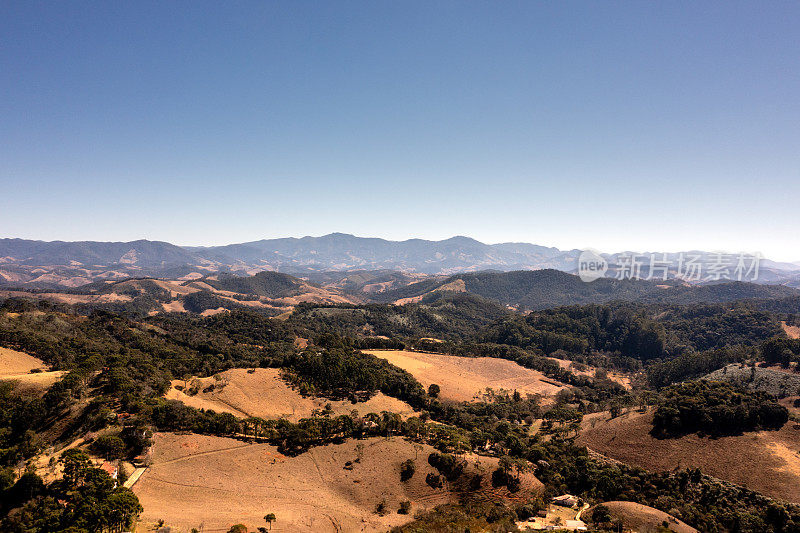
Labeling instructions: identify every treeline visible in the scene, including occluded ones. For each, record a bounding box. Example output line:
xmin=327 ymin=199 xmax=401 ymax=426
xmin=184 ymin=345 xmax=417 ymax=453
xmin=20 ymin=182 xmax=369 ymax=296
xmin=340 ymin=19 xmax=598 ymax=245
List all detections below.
xmin=484 ymin=302 xmax=782 ymax=361
xmin=150 ymin=399 xmax=425 ymax=456
xmin=647 ymin=337 xmax=800 ymax=391
xmin=651 ymin=381 xmax=789 ymax=437
xmin=477 ymin=301 xmax=787 ymax=391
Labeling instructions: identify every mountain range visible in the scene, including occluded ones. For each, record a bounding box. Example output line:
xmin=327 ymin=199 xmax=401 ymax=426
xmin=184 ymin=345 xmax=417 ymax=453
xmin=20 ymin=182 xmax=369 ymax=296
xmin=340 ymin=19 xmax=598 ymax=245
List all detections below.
xmin=1 ymin=233 xmax=798 ymax=289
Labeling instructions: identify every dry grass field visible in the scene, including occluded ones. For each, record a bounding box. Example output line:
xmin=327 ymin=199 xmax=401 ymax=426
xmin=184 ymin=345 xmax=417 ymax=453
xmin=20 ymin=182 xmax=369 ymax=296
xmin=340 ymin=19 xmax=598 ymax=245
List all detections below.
xmin=362 ymin=350 xmax=564 ymax=403
xmin=578 ymin=409 xmax=800 ymax=503
xmin=589 ymin=501 xmax=698 ymax=533
xmin=0 ymin=346 xmax=46 ymax=375
xmin=133 ymin=433 xmax=539 ymax=532
xmin=165 ymin=368 xmax=416 ymax=422
xmin=0 ymin=346 xmax=65 ymax=390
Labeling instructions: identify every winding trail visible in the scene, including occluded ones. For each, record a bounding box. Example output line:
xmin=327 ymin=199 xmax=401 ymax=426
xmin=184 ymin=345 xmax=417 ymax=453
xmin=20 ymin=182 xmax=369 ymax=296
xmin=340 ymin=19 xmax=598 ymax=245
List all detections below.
xmin=575 ymin=502 xmax=590 ymax=521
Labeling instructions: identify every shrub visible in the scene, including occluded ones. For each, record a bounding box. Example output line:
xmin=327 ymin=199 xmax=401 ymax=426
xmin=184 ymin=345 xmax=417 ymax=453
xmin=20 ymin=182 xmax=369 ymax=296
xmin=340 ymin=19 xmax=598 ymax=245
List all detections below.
xmin=376 ymin=498 xmax=388 ymax=516
xmin=425 ymin=472 xmax=444 ymax=488
xmin=400 ymin=459 xmax=415 ymax=482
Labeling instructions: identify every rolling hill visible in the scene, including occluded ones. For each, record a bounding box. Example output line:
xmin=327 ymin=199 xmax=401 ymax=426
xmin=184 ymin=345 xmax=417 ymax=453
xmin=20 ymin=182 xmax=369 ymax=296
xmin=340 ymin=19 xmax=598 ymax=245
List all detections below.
xmin=578 ymin=409 xmax=800 ymax=504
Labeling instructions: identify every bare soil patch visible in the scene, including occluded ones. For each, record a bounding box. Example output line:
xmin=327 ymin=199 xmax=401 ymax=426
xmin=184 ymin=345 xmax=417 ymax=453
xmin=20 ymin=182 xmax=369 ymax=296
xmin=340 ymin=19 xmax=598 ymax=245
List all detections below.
xmin=783 ymin=321 xmax=800 ymax=339
xmin=393 ymin=279 xmax=467 ymax=305
xmin=363 ymin=350 xmax=564 ymax=403
xmin=578 ymin=409 xmax=800 ymax=503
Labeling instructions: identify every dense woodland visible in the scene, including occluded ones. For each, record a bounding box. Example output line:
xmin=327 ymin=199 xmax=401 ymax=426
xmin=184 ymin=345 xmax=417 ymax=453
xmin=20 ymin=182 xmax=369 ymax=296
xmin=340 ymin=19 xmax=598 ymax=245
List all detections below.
xmin=651 ymin=381 xmax=789 ymax=437
xmin=205 ymin=271 xmax=305 ymax=298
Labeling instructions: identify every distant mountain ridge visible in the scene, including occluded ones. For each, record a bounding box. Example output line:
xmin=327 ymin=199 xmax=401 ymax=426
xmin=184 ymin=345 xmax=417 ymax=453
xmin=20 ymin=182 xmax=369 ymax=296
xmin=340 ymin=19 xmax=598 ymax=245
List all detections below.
xmin=189 ymin=233 xmax=577 ymax=274
xmin=0 ymin=238 xmax=196 ymax=268
xmin=1 ymin=233 xmax=799 ymax=289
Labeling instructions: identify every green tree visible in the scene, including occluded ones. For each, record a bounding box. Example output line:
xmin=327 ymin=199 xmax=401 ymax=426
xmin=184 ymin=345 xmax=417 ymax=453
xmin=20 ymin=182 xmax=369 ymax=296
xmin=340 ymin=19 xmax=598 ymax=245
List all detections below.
xmin=591 ymin=504 xmax=611 ymax=525
xmin=93 ymin=434 xmax=126 ymax=460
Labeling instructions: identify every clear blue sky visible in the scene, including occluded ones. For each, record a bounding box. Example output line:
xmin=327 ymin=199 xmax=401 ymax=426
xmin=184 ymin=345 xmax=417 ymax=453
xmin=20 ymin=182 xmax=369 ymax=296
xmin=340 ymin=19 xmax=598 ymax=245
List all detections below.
xmin=2 ymin=2 xmax=799 ymax=259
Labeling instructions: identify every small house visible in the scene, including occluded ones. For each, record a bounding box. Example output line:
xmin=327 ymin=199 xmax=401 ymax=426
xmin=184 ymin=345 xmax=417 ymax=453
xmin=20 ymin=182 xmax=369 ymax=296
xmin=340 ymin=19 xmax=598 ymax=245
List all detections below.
xmin=551 ymin=494 xmax=579 ymax=507
xmin=99 ymin=461 xmax=118 ymax=479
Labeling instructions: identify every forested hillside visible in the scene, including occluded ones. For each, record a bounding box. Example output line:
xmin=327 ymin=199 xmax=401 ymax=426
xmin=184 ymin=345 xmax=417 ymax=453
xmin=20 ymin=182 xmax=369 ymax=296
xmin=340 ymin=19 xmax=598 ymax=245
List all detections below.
xmin=205 ymin=271 xmax=306 ymax=298
xmin=373 ymin=269 xmax=799 ymax=310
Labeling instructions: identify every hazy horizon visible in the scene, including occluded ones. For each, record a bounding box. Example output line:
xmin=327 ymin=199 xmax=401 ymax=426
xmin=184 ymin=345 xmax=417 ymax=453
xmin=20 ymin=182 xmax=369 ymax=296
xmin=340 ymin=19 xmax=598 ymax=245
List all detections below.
xmin=2 ymin=231 xmax=798 ymax=264
xmin=2 ymin=2 xmax=799 ymax=260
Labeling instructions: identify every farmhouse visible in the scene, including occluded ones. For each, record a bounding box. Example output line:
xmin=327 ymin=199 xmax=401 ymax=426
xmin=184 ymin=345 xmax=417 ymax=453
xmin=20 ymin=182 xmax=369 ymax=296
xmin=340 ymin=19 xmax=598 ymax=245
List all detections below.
xmin=99 ymin=461 xmax=118 ymax=479
xmin=551 ymin=494 xmax=579 ymax=507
